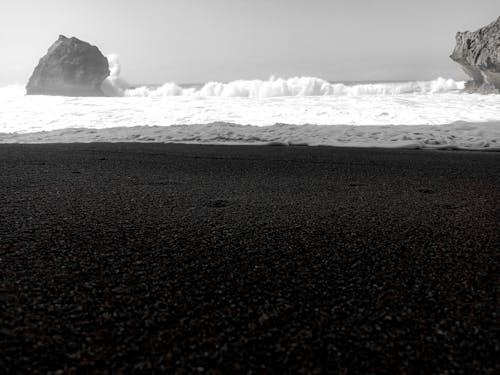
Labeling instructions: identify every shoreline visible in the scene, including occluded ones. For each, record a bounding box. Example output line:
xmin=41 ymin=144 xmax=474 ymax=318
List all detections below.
xmin=1 ymin=140 xmax=499 ymax=153
xmin=1 ymin=121 xmax=499 ymax=151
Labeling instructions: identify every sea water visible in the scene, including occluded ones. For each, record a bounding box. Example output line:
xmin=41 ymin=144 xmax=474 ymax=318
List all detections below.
xmin=1 ymin=55 xmax=500 ymax=149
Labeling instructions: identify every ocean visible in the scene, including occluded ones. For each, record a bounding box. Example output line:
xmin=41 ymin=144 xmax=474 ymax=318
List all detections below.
xmin=1 ymin=55 xmax=500 ymax=149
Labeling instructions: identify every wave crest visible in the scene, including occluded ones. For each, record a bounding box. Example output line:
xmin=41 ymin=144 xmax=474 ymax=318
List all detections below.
xmin=0 ymin=56 xmax=467 ymax=99
xmin=119 ymin=76 xmax=465 ymax=98
xmin=100 ymin=55 xmax=465 ymax=97
xmin=101 ymin=54 xmax=132 ymax=96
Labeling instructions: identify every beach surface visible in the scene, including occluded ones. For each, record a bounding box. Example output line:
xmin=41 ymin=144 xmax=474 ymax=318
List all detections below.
xmin=1 ymin=144 xmax=499 ymax=373
xmin=1 ymin=122 xmax=500 ymax=150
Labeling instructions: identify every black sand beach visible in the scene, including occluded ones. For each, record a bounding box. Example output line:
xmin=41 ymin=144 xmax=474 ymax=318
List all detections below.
xmin=1 ymin=144 xmax=499 ymax=374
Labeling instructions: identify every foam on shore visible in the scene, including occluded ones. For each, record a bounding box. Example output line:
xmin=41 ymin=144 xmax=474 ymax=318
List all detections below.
xmin=2 ymin=56 xmax=499 ymax=150
xmin=3 ymin=88 xmax=500 ymax=134
xmin=1 ymin=122 xmax=499 ymax=150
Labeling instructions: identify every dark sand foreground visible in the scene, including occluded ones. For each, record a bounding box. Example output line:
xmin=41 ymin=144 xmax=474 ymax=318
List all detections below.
xmin=1 ymin=144 xmax=499 ymax=374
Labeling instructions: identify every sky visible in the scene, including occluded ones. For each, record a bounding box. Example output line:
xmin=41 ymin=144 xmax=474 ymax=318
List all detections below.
xmin=1 ymin=0 xmax=499 ymax=85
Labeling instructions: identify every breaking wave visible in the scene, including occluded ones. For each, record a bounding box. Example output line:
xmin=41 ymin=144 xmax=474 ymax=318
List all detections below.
xmin=0 ymin=55 xmax=466 ymax=99
xmin=103 ymin=55 xmax=465 ymax=98
xmin=123 ymin=77 xmax=465 ymax=98
xmin=101 ymin=53 xmax=132 ymax=96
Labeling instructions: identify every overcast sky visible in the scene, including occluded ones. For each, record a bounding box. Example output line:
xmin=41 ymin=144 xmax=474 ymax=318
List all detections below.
xmin=1 ymin=0 xmax=499 ymax=85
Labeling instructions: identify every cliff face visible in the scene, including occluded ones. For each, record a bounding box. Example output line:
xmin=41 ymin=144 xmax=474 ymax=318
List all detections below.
xmin=26 ymin=35 xmax=110 ymax=96
xmin=450 ymin=17 xmax=500 ymax=92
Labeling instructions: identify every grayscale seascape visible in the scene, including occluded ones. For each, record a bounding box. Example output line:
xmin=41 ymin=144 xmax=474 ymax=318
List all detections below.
xmin=1 ymin=1 xmax=499 ymax=373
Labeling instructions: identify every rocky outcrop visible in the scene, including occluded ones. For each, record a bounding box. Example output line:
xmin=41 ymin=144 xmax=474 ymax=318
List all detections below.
xmin=450 ymin=17 xmax=500 ymax=92
xmin=26 ymin=35 xmax=110 ymax=96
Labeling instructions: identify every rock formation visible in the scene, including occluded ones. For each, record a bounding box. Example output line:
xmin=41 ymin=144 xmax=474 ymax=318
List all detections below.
xmin=26 ymin=35 xmax=110 ymax=96
xmin=450 ymin=17 xmax=500 ymax=92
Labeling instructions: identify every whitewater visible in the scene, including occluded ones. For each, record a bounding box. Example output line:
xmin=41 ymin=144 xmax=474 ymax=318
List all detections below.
xmin=1 ymin=56 xmax=500 ymax=149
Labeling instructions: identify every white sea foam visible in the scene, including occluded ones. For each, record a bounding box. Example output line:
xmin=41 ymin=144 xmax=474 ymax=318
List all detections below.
xmin=96 ymin=56 xmax=465 ymax=98
xmin=1 ymin=54 xmax=499 ymax=149
xmin=122 ymin=76 xmax=465 ymax=98
xmin=101 ymin=54 xmax=131 ymax=96
xmin=2 ymin=122 xmax=499 ymax=151
xmin=2 ymin=85 xmax=500 ymax=133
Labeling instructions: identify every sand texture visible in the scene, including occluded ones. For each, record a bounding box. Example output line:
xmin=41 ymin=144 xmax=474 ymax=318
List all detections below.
xmin=1 ymin=144 xmax=499 ymax=373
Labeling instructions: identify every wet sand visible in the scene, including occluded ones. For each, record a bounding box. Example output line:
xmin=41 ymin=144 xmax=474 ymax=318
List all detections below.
xmin=1 ymin=144 xmax=499 ymax=373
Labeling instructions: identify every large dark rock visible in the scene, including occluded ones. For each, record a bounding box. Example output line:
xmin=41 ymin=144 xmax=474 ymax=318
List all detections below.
xmin=26 ymin=35 xmax=110 ymax=96
xmin=450 ymin=17 xmax=500 ymax=92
